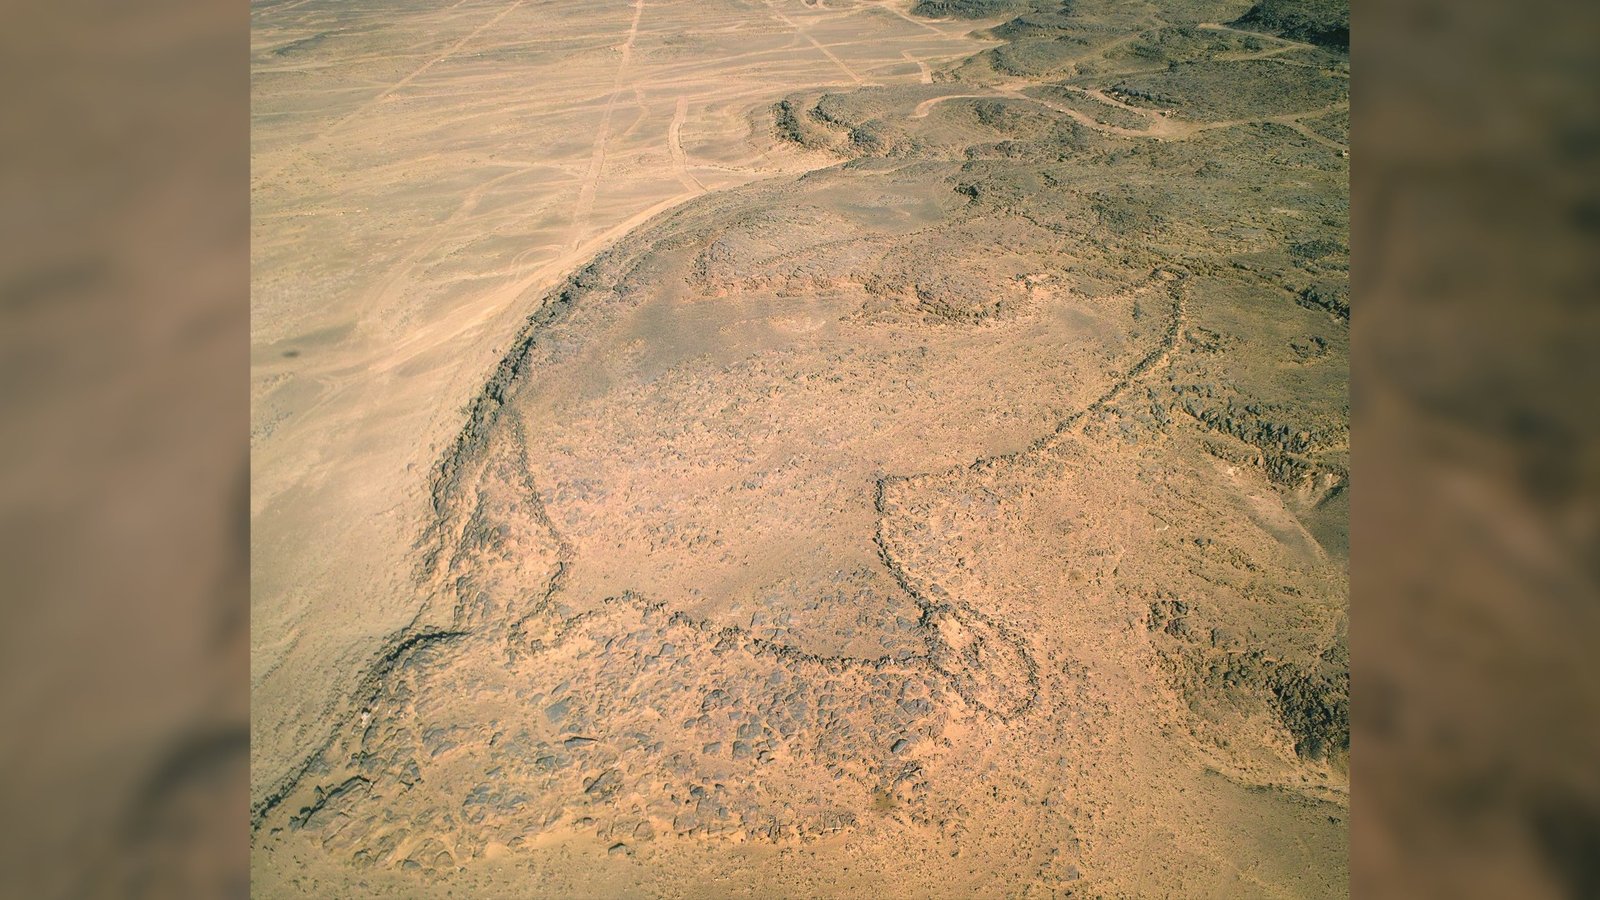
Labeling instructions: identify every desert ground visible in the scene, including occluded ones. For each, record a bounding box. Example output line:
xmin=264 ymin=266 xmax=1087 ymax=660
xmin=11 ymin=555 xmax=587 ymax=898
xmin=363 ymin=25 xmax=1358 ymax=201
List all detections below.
xmin=251 ymin=0 xmax=1348 ymax=895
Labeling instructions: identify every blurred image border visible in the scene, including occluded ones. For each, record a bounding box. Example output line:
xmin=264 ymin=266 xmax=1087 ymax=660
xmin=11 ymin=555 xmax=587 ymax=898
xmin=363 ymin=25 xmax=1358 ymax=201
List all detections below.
xmin=0 ymin=0 xmax=1594 ymax=896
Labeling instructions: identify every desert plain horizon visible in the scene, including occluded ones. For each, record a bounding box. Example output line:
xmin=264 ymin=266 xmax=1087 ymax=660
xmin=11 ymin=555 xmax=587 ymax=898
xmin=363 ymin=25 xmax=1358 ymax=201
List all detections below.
xmin=251 ymin=0 xmax=1349 ymax=895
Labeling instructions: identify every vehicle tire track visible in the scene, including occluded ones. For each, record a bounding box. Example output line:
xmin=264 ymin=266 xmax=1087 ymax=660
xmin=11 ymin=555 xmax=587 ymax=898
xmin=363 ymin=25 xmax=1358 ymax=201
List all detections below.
xmin=668 ymin=95 xmax=709 ymax=193
xmin=567 ymin=0 xmax=648 ymax=250
xmin=763 ymin=0 xmax=864 ymax=86
xmin=902 ymin=50 xmax=934 ymax=84
xmin=254 ymin=0 xmax=525 ymax=188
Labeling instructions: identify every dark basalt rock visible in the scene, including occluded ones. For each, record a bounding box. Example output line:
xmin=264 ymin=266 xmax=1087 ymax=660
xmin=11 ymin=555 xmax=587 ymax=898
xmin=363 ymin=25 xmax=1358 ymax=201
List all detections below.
xmin=1230 ymin=0 xmax=1349 ymax=51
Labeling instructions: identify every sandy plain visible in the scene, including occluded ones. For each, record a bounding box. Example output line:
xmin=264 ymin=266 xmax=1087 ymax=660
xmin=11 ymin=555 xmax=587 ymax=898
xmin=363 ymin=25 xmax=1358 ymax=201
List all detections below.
xmin=251 ymin=0 xmax=1349 ymax=895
